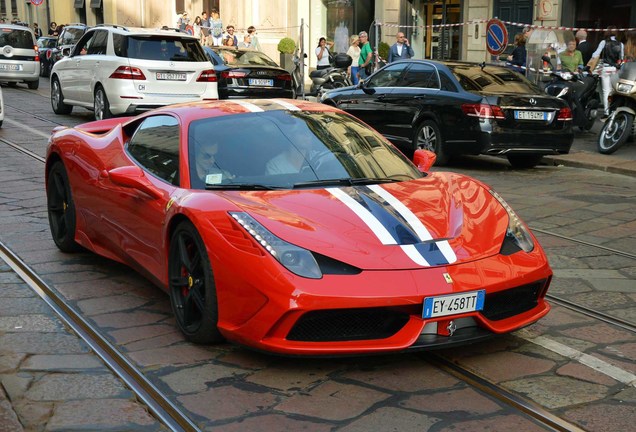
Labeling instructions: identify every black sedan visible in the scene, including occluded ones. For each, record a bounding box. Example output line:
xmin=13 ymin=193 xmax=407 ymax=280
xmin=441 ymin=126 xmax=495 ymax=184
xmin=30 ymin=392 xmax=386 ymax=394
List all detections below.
xmin=203 ymin=46 xmax=294 ymax=99
xmin=321 ymin=60 xmax=574 ymax=168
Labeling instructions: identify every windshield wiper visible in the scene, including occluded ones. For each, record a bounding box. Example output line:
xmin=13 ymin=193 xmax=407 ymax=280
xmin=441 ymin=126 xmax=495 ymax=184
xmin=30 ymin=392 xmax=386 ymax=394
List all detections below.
xmin=205 ymin=183 xmax=281 ymax=190
xmin=292 ymin=178 xmax=401 ymax=189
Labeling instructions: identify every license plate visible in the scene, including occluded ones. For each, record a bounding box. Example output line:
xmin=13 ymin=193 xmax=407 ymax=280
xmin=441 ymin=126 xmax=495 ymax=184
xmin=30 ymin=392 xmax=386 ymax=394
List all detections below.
xmin=515 ymin=110 xmax=547 ymax=120
xmin=248 ymin=78 xmax=273 ymax=86
xmin=0 ymin=64 xmax=22 ymax=71
xmin=156 ymin=72 xmax=187 ymax=81
xmin=423 ymin=290 xmax=485 ymax=319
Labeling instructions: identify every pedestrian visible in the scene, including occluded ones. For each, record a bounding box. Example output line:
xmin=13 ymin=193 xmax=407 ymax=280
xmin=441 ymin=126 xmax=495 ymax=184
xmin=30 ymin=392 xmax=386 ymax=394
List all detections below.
xmin=33 ymin=23 xmax=42 ymax=38
xmin=387 ymin=32 xmax=414 ymax=63
xmin=246 ymin=26 xmax=261 ymax=51
xmin=225 ymin=25 xmax=238 ymax=47
xmin=200 ymin=10 xmax=210 ymax=44
xmin=192 ymin=16 xmax=202 ymax=40
xmin=358 ymin=31 xmax=373 ymax=80
xmin=507 ymin=33 xmax=527 ymax=71
xmin=588 ymin=26 xmax=625 ymax=118
xmin=346 ymin=35 xmax=361 ymax=85
xmin=177 ymin=11 xmax=189 ymax=31
xmin=48 ymin=22 xmax=57 ymax=36
xmin=209 ymin=9 xmax=223 ymax=47
xmin=624 ymin=30 xmax=636 ymax=63
xmin=315 ymin=37 xmax=334 ymax=70
xmin=575 ymin=30 xmax=593 ymax=67
xmin=558 ymin=39 xmax=583 ymax=73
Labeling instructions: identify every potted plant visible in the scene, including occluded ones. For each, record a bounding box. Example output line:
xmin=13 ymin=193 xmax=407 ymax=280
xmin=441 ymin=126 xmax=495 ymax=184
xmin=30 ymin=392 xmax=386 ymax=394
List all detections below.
xmin=277 ymin=37 xmax=296 ymax=72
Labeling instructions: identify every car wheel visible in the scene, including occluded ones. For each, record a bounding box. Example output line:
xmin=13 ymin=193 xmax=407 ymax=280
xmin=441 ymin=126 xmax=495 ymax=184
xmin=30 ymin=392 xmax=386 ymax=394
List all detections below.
xmin=94 ymin=86 xmax=113 ymax=121
xmin=598 ymin=112 xmax=633 ymax=155
xmin=47 ymin=161 xmax=81 ymax=252
xmin=27 ymin=80 xmax=39 ymax=90
xmin=168 ymin=221 xmax=224 ymax=344
xmin=506 ymin=154 xmax=543 ymax=169
xmin=51 ymin=77 xmax=73 ymax=115
xmin=413 ymin=120 xmax=449 ymax=165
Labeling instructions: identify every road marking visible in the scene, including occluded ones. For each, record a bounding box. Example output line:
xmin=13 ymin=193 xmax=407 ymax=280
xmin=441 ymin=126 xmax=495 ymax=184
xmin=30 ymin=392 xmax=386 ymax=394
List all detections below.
xmin=4 ymin=117 xmax=52 ymax=139
xmin=518 ymin=329 xmax=636 ymax=386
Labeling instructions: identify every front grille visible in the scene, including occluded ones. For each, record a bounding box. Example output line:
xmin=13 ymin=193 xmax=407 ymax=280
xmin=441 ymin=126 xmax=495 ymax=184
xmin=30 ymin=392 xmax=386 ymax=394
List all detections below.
xmin=481 ymin=280 xmax=545 ymax=321
xmin=287 ymin=308 xmax=410 ymax=342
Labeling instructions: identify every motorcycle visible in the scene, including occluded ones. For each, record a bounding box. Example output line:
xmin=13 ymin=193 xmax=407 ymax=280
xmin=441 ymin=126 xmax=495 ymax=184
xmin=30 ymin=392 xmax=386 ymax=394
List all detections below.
xmin=542 ymin=56 xmax=601 ymax=131
xmin=309 ymin=53 xmax=353 ymax=97
xmin=598 ymin=62 xmax=636 ymax=154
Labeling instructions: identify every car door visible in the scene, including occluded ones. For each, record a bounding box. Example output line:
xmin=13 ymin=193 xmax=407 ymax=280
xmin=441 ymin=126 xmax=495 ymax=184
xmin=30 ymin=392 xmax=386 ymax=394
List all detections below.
xmin=335 ymin=62 xmax=408 ymax=135
xmin=76 ymin=29 xmax=109 ymax=105
xmin=98 ymin=115 xmax=180 ymax=280
xmin=382 ymin=62 xmax=443 ymax=147
xmin=57 ymin=31 xmax=96 ymax=104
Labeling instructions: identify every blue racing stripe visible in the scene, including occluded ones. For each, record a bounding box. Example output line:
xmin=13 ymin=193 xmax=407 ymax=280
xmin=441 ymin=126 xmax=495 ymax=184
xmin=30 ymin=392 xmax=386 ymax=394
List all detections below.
xmin=413 ymin=242 xmax=449 ymax=266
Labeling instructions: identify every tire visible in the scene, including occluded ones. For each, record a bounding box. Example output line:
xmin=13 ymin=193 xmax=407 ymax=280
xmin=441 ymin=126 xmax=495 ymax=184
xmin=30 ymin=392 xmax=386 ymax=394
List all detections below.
xmin=93 ymin=86 xmax=112 ymax=121
xmin=581 ymin=99 xmax=599 ymax=131
xmin=506 ymin=154 xmax=544 ymax=169
xmin=27 ymin=80 xmax=39 ymax=90
xmin=412 ymin=119 xmax=449 ymax=165
xmin=598 ymin=111 xmax=633 ymax=154
xmin=51 ymin=77 xmax=73 ymax=115
xmin=47 ymin=161 xmax=81 ymax=252
xmin=168 ymin=221 xmax=224 ymax=344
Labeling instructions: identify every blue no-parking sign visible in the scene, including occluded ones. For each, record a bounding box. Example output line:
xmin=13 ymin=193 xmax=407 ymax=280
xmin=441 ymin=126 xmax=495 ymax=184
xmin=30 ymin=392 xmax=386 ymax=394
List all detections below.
xmin=486 ymin=18 xmax=508 ymax=56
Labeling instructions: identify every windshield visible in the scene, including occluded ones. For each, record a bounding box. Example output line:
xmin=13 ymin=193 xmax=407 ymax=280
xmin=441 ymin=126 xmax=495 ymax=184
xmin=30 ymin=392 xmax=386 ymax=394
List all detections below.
xmin=58 ymin=27 xmax=85 ymax=46
xmin=215 ymin=49 xmax=278 ymax=67
xmin=38 ymin=38 xmax=56 ymax=49
xmin=120 ymin=36 xmax=208 ymax=62
xmin=0 ymin=28 xmax=33 ymax=48
xmin=447 ymin=64 xmax=541 ymax=95
xmin=188 ymin=110 xmax=422 ymax=190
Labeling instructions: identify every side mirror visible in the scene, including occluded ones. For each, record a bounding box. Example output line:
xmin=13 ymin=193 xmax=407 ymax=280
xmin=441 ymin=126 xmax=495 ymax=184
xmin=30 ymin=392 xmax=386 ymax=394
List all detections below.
xmin=62 ymin=47 xmax=71 ymax=57
xmin=412 ymin=149 xmax=437 ymax=172
xmin=108 ymin=166 xmax=163 ymax=199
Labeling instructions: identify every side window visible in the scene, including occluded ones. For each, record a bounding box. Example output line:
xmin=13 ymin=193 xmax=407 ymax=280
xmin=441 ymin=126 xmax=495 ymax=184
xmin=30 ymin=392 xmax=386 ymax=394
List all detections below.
xmin=113 ymin=33 xmax=127 ymax=57
xmin=87 ymin=30 xmax=108 ymax=55
xmin=72 ymin=31 xmax=94 ymax=56
xmin=367 ymin=63 xmax=409 ymax=88
xmin=127 ymin=116 xmax=181 ymax=186
xmin=440 ymin=71 xmax=458 ymax=92
xmin=401 ymin=63 xmax=440 ymax=89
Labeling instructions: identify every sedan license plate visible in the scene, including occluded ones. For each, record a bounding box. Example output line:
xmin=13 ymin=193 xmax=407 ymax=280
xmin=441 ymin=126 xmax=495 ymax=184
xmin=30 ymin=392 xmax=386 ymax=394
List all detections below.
xmin=0 ymin=64 xmax=22 ymax=71
xmin=248 ymin=78 xmax=273 ymax=87
xmin=156 ymin=72 xmax=187 ymax=81
xmin=515 ymin=110 xmax=547 ymax=120
xmin=423 ymin=290 xmax=485 ymax=319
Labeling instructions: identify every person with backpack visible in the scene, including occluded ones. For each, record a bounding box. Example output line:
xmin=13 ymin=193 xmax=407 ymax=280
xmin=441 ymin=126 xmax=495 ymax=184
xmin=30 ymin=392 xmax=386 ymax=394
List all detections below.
xmin=588 ymin=26 xmax=625 ymax=119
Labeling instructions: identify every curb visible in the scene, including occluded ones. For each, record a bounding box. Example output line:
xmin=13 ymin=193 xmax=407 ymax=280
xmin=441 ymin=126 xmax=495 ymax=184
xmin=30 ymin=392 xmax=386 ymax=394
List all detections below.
xmin=543 ymin=151 xmax=636 ymax=178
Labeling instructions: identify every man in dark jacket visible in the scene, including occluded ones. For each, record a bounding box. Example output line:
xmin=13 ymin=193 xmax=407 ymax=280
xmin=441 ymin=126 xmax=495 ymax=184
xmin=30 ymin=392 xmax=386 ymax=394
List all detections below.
xmin=575 ymin=30 xmax=593 ymax=66
xmin=388 ymin=32 xmax=414 ymax=63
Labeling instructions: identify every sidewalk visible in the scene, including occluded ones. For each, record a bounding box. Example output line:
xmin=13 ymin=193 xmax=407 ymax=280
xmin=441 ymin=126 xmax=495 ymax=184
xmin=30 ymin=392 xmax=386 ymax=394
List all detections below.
xmin=543 ymin=119 xmax=636 ymax=177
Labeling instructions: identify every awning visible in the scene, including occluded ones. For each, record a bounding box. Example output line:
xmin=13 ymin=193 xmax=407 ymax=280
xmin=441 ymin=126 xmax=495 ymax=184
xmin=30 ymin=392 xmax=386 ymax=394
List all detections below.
xmin=90 ymin=0 xmax=102 ymax=8
xmin=74 ymin=0 xmax=85 ymax=8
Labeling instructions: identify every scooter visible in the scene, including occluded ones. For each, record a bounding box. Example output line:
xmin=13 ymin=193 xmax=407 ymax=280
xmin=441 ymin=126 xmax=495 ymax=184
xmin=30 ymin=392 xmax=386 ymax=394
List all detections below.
xmin=309 ymin=53 xmax=353 ymax=97
xmin=542 ymin=56 xmax=601 ymax=131
xmin=598 ymin=62 xmax=636 ymax=154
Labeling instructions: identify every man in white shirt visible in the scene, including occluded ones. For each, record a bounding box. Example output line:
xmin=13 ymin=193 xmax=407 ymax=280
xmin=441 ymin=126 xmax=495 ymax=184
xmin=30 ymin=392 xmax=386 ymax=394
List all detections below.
xmin=388 ymin=32 xmax=414 ymax=63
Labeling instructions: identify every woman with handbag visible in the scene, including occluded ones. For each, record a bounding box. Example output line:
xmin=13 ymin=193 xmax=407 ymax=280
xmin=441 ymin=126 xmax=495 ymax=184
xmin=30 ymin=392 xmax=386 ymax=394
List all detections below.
xmin=316 ymin=37 xmax=334 ymax=70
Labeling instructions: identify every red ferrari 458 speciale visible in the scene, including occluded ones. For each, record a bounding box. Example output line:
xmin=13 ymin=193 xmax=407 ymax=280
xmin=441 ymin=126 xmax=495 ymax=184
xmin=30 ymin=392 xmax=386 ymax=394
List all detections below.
xmin=46 ymin=99 xmax=552 ymax=355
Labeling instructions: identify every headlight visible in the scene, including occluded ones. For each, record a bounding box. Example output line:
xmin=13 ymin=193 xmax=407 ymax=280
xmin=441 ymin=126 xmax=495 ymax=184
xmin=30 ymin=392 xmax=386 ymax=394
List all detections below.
xmin=617 ymin=83 xmax=634 ymax=93
xmin=489 ymin=190 xmax=534 ymax=254
xmin=230 ymin=212 xmax=322 ymax=279
xmin=557 ymin=71 xmax=572 ymax=81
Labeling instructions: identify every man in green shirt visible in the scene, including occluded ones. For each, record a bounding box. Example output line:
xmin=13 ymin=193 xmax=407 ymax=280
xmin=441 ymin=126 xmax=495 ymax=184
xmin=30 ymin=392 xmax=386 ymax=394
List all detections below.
xmin=358 ymin=31 xmax=373 ymax=80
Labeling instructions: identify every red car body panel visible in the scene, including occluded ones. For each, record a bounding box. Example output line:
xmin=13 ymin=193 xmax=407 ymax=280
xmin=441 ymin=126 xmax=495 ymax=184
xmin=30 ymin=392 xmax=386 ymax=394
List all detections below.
xmin=46 ymin=99 xmax=552 ymax=355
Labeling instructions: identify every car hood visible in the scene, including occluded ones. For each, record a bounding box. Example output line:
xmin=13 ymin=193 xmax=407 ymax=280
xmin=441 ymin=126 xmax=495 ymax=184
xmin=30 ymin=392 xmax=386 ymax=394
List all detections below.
xmin=218 ymin=172 xmax=510 ymax=270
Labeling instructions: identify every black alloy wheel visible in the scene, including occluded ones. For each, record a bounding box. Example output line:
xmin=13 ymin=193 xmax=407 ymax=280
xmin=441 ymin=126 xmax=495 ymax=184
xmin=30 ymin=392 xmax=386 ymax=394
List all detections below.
xmin=413 ymin=119 xmax=449 ymax=165
xmin=47 ymin=162 xmax=81 ymax=252
xmin=51 ymin=77 xmax=73 ymax=114
xmin=598 ymin=111 xmax=633 ymax=154
xmin=168 ymin=221 xmax=223 ymax=344
xmin=506 ymin=154 xmax=544 ymax=169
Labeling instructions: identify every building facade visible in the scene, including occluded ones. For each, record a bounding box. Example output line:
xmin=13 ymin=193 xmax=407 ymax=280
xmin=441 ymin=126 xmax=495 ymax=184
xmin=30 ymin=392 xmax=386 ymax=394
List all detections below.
xmin=4 ymin=0 xmax=635 ymax=68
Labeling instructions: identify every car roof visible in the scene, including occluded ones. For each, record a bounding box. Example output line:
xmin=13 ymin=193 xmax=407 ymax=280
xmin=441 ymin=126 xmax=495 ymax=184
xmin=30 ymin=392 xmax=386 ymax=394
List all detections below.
xmin=0 ymin=24 xmax=35 ymax=33
xmin=90 ymin=24 xmax=197 ymax=39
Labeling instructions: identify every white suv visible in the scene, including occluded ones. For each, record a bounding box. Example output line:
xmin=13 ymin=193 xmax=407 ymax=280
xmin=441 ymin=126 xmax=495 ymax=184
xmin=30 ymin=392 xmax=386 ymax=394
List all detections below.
xmin=50 ymin=25 xmax=218 ymax=120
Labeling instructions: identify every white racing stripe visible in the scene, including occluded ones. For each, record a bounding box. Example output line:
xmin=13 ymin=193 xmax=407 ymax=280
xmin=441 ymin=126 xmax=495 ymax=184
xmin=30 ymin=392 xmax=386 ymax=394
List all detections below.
xmin=368 ymin=184 xmax=457 ymax=264
xmin=401 ymin=245 xmax=430 ymax=266
xmin=518 ymin=329 xmax=636 ymax=386
xmin=327 ymin=187 xmax=396 ymax=245
xmin=230 ymin=100 xmax=264 ymax=112
xmin=270 ymin=99 xmax=301 ymax=111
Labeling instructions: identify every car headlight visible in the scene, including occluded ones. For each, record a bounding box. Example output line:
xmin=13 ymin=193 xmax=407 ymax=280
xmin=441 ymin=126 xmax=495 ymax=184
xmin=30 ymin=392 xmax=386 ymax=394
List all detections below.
xmin=617 ymin=83 xmax=634 ymax=93
xmin=489 ymin=190 xmax=534 ymax=254
xmin=230 ymin=212 xmax=322 ymax=279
